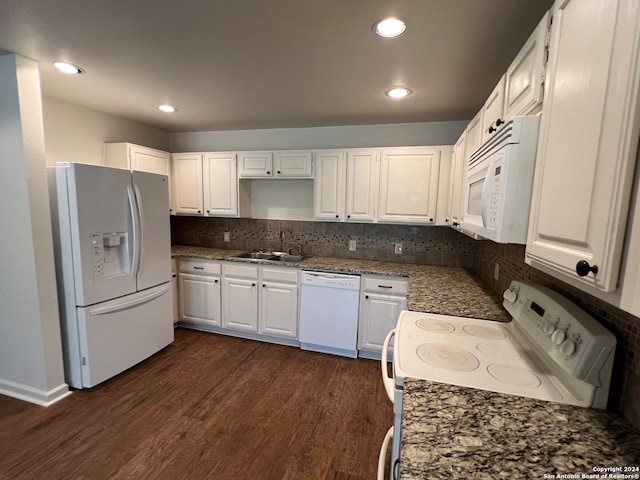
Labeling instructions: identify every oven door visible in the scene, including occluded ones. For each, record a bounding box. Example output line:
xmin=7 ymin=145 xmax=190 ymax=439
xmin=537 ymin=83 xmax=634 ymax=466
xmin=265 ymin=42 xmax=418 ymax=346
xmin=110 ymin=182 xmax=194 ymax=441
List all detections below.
xmin=462 ymin=150 xmax=505 ymax=241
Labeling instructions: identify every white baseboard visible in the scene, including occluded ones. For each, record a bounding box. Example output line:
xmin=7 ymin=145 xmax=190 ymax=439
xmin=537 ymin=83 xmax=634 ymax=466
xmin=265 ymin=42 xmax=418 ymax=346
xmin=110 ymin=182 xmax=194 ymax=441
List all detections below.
xmin=0 ymin=378 xmax=72 ymax=406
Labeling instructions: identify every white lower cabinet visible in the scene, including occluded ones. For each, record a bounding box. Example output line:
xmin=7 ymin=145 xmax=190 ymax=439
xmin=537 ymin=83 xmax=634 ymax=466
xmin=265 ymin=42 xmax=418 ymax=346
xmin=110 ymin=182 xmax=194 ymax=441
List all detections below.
xmin=222 ymin=264 xmax=259 ymax=333
xmin=259 ymin=267 xmax=299 ymax=339
xmin=171 ymin=259 xmax=179 ymax=323
xmin=358 ymin=275 xmax=408 ymax=359
xmin=178 ymin=259 xmax=222 ymax=327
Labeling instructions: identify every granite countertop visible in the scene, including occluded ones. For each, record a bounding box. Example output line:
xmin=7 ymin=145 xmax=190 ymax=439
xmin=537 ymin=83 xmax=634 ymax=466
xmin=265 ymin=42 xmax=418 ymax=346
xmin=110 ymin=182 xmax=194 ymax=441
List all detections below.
xmin=171 ymin=245 xmax=511 ymax=322
xmin=401 ymin=379 xmax=640 ymax=479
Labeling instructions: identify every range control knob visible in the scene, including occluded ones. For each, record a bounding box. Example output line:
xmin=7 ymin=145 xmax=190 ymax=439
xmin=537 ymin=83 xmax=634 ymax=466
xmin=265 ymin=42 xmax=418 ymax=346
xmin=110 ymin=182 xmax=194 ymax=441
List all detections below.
xmin=543 ymin=321 xmax=555 ymax=335
xmin=502 ymin=288 xmax=517 ymax=303
xmin=551 ymin=329 xmax=566 ymax=346
xmin=560 ymin=339 xmax=577 ymax=357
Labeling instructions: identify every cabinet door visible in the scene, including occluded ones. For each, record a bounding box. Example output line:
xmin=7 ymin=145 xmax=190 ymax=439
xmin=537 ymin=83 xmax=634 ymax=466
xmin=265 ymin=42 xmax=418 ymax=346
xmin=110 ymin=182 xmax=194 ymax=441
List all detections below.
xmin=481 ymin=75 xmax=506 ymax=144
xmin=448 ymin=133 xmax=466 ymax=227
xmin=358 ymin=293 xmax=407 ymax=353
xmin=345 ymin=150 xmax=379 ymax=222
xmin=179 ymin=273 xmax=221 ymax=326
xmin=222 ymin=277 xmax=258 ymax=332
xmin=526 ymin=0 xmax=640 ymax=293
xmin=274 ymin=151 xmax=313 ymax=178
xmin=504 ymin=11 xmax=550 ymax=119
xmin=171 ymin=153 xmax=203 ymax=215
xmin=259 ymin=281 xmax=298 ymax=338
xmin=378 ymin=148 xmax=440 ymax=224
xmin=130 ymin=145 xmax=170 ymax=176
xmin=203 ymin=153 xmax=238 ymax=217
xmin=239 ymin=151 xmax=273 ymax=177
xmin=313 ymin=150 xmax=345 ymax=221
xmin=171 ymin=263 xmax=179 ymax=323
xmin=465 ymin=109 xmax=484 ymax=160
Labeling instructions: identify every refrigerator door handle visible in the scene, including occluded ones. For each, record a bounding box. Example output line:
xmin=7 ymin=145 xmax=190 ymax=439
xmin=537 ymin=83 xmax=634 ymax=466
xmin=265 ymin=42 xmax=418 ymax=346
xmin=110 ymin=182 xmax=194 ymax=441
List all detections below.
xmin=127 ymin=184 xmax=141 ymax=278
xmin=88 ymin=283 xmax=170 ymax=316
xmin=133 ymin=183 xmax=145 ymax=276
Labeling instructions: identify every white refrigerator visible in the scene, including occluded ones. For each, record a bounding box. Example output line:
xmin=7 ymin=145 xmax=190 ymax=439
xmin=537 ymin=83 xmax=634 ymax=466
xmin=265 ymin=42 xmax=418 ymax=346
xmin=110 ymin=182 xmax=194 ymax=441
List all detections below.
xmin=49 ymin=162 xmax=174 ymax=389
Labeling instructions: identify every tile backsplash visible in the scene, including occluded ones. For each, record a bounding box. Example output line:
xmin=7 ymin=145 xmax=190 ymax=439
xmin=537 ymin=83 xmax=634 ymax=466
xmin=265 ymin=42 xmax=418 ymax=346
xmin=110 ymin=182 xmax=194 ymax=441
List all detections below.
xmin=474 ymin=241 xmax=640 ymax=428
xmin=171 ymin=216 xmax=477 ymax=267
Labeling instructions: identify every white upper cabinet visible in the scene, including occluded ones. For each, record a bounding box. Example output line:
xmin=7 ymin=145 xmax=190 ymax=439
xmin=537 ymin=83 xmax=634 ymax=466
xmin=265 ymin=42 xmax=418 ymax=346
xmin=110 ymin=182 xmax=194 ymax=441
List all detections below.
xmin=203 ymin=153 xmax=239 ymax=217
xmin=526 ymin=0 xmax=640 ymax=293
xmin=504 ymin=11 xmax=550 ymax=119
xmin=481 ymin=75 xmax=506 ymax=144
xmin=448 ymin=132 xmax=466 ymax=228
xmin=313 ymin=150 xmax=346 ymax=221
xmin=274 ymin=151 xmax=313 ymax=178
xmin=345 ymin=150 xmax=379 ymax=222
xmin=378 ymin=147 xmax=442 ymax=224
xmin=465 ymin=109 xmax=484 ymax=160
xmin=103 ymin=143 xmax=170 ymax=175
xmin=171 ymin=153 xmax=203 ymax=215
xmin=239 ymin=151 xmax=274 ymax=178
xmin=239 ymin=151 xmax=313 ymax=178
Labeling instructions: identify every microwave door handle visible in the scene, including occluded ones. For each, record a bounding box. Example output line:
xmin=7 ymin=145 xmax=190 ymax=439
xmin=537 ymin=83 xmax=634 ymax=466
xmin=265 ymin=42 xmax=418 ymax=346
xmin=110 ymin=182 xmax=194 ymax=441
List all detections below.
xmin=481 ymin=161 xmax=496 ymax=227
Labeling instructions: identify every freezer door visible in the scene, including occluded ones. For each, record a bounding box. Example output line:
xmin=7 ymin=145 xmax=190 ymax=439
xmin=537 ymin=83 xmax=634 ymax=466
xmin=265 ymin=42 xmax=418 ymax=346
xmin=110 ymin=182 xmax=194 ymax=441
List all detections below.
xmin=74 ymin=283 xmax=174 ymax=388
xmin=132 ymin=170 xmax=171 ymax=291
xmin=66 ymin=163 xmax=137 ymax=306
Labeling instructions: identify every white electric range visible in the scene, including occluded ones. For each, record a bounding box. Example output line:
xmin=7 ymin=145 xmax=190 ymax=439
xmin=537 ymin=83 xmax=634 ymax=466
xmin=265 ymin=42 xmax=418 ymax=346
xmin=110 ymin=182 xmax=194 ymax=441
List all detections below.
xmin=377 ymin=280 xmax=617 ymax=480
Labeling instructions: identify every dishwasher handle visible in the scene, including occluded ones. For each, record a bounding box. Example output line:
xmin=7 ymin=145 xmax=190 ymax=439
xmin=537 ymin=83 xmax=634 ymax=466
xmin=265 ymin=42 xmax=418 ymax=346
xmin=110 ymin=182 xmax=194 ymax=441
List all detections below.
xmin=381 ymin=329 xmax=396 ymax=403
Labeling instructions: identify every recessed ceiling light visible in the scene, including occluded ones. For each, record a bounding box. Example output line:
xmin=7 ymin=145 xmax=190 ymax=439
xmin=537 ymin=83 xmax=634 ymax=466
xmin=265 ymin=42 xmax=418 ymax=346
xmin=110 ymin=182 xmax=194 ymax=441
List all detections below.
xmin=373 ymin=17 xmax=407 ymax=38
xmin=54 ymin=62 xmax=82 ymax=74
xmin=386 ymin=87 xmax=412 ymax=99
xmin=158 ymin=105 xmax=177 ymax=113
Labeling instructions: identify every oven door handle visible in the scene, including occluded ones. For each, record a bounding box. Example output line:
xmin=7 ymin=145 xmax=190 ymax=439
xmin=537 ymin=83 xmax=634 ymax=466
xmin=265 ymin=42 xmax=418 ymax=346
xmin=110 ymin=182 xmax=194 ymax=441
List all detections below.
xmin=377 ymin=426 xmax=394 ymax=480
xmin=381 ymin=329 xmax=396 ymax=403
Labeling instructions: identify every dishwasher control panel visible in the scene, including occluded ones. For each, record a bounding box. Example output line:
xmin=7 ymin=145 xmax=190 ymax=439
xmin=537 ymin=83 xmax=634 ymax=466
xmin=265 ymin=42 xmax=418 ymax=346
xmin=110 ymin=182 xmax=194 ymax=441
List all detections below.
xmin=301 ymin=271 xmax=361 ymax=290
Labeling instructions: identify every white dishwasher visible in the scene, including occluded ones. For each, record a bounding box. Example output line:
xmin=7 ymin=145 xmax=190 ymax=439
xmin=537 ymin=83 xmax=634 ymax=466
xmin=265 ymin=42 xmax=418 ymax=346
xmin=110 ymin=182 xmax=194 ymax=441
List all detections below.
xmin=299 ymin=271 xmax=361 ymax=358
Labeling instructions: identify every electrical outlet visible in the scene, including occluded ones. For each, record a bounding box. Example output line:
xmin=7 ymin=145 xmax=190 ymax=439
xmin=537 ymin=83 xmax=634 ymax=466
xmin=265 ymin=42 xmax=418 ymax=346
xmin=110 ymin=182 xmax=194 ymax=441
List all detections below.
xmin=349 ymin=240 xmax=357 ymax=251
xmin=224 ymin=231 xmax=230 ymax=243
xmin=395 ymin=243 xmax=403 ymax=255
xmin=494 ymin=262 xmax=500 ymax=280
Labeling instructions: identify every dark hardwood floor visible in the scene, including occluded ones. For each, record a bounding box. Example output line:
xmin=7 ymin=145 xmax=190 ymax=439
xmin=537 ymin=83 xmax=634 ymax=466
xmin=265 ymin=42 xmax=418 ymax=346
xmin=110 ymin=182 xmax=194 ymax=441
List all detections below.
xmin=0 ymin=329 xmax=393 ymax=480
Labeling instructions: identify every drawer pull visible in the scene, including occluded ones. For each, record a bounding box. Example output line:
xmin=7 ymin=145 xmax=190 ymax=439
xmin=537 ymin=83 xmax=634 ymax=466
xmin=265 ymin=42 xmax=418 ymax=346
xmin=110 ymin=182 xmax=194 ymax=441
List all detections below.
xmin=378 ymin=285 xmax=393 ymax=289
xmin=193 ymin=266 xmax=204 ymax=270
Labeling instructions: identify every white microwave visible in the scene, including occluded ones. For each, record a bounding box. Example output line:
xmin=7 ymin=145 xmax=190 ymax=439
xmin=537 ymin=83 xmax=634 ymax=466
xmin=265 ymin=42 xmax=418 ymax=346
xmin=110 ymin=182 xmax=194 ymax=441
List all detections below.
xmin=461 ymin=115 xmax=541 ymax=244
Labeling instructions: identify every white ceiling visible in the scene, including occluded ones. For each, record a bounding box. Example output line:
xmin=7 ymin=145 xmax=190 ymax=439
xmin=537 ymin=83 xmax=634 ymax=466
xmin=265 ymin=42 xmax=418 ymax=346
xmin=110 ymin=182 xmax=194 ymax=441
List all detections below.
xmin=0 ymin=0 xmax=553 ymax=133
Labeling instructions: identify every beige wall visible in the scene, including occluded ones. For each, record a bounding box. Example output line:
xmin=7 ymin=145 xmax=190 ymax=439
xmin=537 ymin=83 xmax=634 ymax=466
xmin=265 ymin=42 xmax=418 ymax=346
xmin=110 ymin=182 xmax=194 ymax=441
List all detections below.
xmin=42 ymin=96 xmax=170 ymax=166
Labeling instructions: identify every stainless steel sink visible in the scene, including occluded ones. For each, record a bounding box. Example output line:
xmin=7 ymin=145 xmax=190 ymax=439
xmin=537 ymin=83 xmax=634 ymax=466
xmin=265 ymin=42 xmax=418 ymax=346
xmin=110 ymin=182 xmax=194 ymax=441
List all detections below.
xmin=234 ymin=251 xmax=309 ymax=263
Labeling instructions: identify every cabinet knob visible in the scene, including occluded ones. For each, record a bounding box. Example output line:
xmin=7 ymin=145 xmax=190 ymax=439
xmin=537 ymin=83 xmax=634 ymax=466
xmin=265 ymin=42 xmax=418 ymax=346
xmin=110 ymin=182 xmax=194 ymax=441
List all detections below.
xmin=347 ymin=214 xmax=351 ymax=219
xmin=197 ymin=210 xmax=201 ymax=213
xmin=277 ymin=170 xmax=281 ymax=174
xmin=576 ymin=260 xmax=598 ymax=277
xmin=206 ymin=210 xmax=210 ymax=213
xmin=335 ymin=214 xmax=339 ymax=218
xmin=452 ymin=221 xmax=459 ymax=227
xmin=266 ymin=171 xmax=271 ymax=175
xmin=169 ymin=208 xmax=172 ymax=212
xmin=429 ymin=217 xmax=434 ymax=222
xmin=496 ymin=118 xmax=505 ymax=127
xmin=488 ymin=126 xmax=496 ymax=134
xmin=252 ymin=283 xmax=256 ymax=287
xmin=262 ymin=284 xmax=266 ymax=287
xmin=365 ymin=295 xmax=369 ymax=299
xmin=214 ymin=279 xmax=218 ymax=283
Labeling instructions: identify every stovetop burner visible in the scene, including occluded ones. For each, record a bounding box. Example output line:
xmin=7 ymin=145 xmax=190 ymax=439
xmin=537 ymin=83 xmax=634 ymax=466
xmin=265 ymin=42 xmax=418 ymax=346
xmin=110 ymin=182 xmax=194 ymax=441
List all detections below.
xmin=416 ymin=318 xmax=455 ymax=333
xmin=416 ymin=343 xmax=480 ymax=372
xmin=487 ymin=363 xmax=542 ymax=388
xmin=475 ymin=342 xmax=522 ymax=362
xmin=462 ymin=324 xmax=507 ymax=340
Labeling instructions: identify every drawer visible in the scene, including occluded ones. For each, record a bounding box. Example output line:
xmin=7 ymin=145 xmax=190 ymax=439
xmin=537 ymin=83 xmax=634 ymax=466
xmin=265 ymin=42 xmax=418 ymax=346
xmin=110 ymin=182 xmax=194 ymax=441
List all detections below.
xmin=223 ymin=263 xmax=259 ymax=279
xmin=261 ymin=267 xmax=299 ymax=284
xmin=178 ymin=258 xmax=221 ymax=275
xmin=361 ymin=275 xmax=408 ymax=294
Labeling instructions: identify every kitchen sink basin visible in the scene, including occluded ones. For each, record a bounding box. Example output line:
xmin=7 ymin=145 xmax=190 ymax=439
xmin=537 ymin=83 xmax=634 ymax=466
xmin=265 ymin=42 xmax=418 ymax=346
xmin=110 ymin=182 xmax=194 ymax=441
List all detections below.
xmin=234 ymin=251 xmax=309 ymax=263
